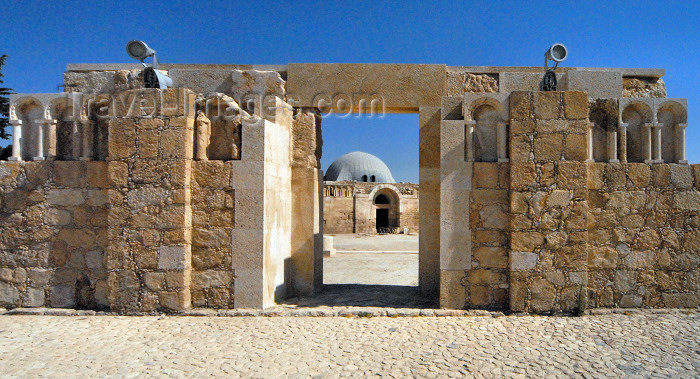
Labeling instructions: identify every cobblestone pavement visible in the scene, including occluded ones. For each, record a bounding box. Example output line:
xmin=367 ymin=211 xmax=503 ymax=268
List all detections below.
xmin=0 ymin=311 xmax=698 ymax=378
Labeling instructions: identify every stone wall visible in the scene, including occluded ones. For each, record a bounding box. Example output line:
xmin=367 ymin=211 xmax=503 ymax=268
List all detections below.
xmin=323 ymin=191 xmax=355 ymax=234
xmin=437 ymin=90 xmax=697 ymax=313
xmin=191 ymin=161 xmax=235 ymax=308
xmin=508 ymin=91 xmax=591 ymax=314
xmin=468 ymin=162 xmax=510 ymax=309
xmin=1 ymin=88 xmax=297 ymax=311
xmin=586 ymin=163 xmax=700 ymax=308
xmin=323 ymin=182 xmax=419 ymax=235
xmin=0 ymin=161 xmax=110 ymax=309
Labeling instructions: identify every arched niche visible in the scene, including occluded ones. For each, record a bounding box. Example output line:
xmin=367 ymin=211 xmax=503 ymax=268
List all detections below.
xmin=370 ymin=186 xmax=401 ymax=233
xmin=48 ymin=97 xmax=77 ymax=160
xmin=472 ymin=104 xmax=499 ymax=162
xmin=202 ymin=95 xmax=243 ymax=161
xmin=15 ymin=97 xmax=44 ymax=161
xmin=589 ymin=100 xmax=618 ymax=162
xmin=656 ymin=101 xmax=687 ymax=163
xmin=85 ymin=95 xmax=111 ymax=161
xmin=621 ymin=102 xmax=653 ymax=163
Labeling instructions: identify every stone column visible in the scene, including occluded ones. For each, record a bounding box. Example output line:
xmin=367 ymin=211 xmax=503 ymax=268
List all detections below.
xmin=586 ymin=122 xmax=594 ymax=162
xmin=33 ymin=121 xmax=45 ymax=161
xmin=497 ymin=121 xmax=509 ymax=162
xmin=72 ymin=121 xmax=82 ymax=160
xmin=653 ymin=123 xmax=662 ymax=162
xmin=643 ymin=123 xmax=653 ymax=163
xmin=45 ymin=120 xmax=57 ymax=159
xmin=194 ymin=111 xmax=211 ymax=161
xmin=618 ymin=122 xmax=628 ymax=163
xmin=607 ymin=130 xmax=619 ymax=163
xmin=80 ymin=120 xmax=93 ymax=161
xmin=677 ymin=123 xmax=688 ymax=164
xmin=8 ymin=120 xmax=22 ymax=161
xmin=466 ymin=120 xmax=475 ymax=161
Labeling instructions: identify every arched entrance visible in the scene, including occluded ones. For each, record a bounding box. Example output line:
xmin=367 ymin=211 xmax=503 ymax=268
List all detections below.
xmin=372 ymin=188 xmax=399 ymax=234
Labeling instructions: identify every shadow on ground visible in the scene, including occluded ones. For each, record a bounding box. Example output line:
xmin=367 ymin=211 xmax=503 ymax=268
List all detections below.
xmin=283 ymin=284 xmax=438 ymax=309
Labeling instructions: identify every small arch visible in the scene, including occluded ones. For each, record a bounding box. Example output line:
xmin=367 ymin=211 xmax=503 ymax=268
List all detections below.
xmin=467 ymin=97 xmax=504 ymax=121
xmin=85 ymin=98 xmax=110 ymax=161
xmin=14 ymin=97 xmax=44 ymax=161
xmin=371 ymin=187 xmax=401 ymax=233
xmin=370 ymin=175 xmax=376 ymax=182
xmin=657 ymin=101 xmax=687 ymax=163
xmin=374 ymin=194 xmax=390 ymax=204
xmin=589 ymin=100 xmax=618 ymax=162
xmin=622 ymin=101 xmax=653 ymax=163
xmin=48 ymin=97 xmax=77 ymax=160
xmin=203 ymin=95 xmax=243 ymax=161
xmin=472 ymin=104 xmax=499 ymax=162
xmin=362 ymin=175 xmax=368 ymax=182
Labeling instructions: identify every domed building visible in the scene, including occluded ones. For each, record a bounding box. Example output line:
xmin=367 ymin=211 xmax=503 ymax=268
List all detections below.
xmin=324 ymin=151 xmax=396 ymax=183
xmin=323 ymin=151 xmax=419 ymax=234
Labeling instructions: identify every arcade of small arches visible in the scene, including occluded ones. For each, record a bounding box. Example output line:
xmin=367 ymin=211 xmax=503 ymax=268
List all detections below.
xmin=6 ymin=93 xmax=244 ymax=163
xmin=458 ymin=94 xmax=688 ymax=165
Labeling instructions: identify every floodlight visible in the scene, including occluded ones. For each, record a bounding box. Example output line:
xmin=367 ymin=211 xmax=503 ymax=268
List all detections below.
xmin=542 ymin=43 xmax=568 ymax=91
xmin=126 ymin=40 xmax=172 ymax=88
xmin=126 ymin=40 xmax=159 ymax=68
xmin=544 ymin=43 xmax=568 ymax=70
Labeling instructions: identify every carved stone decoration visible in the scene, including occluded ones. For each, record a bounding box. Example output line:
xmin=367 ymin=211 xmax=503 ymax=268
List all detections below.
xmin=195 ymin=110 xmax=211 ymax=161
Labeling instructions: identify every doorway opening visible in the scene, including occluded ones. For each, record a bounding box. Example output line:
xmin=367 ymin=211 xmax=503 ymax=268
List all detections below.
xmin=310 ymin=113 xmax=432 ymax=308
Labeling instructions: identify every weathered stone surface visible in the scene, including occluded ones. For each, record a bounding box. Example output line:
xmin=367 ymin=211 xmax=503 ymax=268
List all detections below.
xmin=627 ymin=164 xmax=651 ymax=188
xmin=463 ymin=73 xmax=498 ymax=93
xmin=529 ymin=278 xmax=556 ymax=313
xmin=287 ymin=64 xmax=446 ymax=110
xmin=50 ymin=285 xmax=75 ymax=308
xmin=670 ymin=164 xmax=693 ymax=190
xmin=47 ymin=189 xmax=84 ymax=207
xmin=533 ymin=92 xmax=561 ymax=120
xmin=510 ymin=252 xmax=537 ymax=271
xmin=472 ymin=247 xmax=507 ymax=269
xmin=623 ymin=77 xmax=666 ymax=98
xmin=158 ymin=246 xmax=189 ymax=270
xmin=563 ymin=91 xmax=588 ymax=120
xmin=292 ymin=110 xmax=321 ymax=168
xmin=534 ymin=134 xmax=563 ymax=161
xmin=231 ymin=69 xmax=285 ymax=101
xmin=23 ymin=288 xmax=45 ymax=307
xmin=566 ymin=70 xmax=622 ymax=99
xmin=674 ymin=191 xmax=700 ymax=210
xmin=0 ymin=282 xmax=20 ymax=306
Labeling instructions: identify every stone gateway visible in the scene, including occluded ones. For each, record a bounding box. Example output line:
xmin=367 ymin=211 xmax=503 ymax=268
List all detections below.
xmin=1 ymin=62 xmax=696 ymax=313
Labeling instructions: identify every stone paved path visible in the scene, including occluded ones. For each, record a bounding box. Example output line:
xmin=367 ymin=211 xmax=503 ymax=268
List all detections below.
xmin=0 ymin=310 xmax=698 ymax=378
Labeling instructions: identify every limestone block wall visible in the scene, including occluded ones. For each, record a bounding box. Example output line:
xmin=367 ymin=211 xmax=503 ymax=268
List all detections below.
xmin=323 ymin=195 xmax=355 ymax=234
xmin=104 ymin=89 xmax=196 ymax=313
xmin=290 ymin=108 xmax=324 ymax=297
xmin=468 ymin=162 xmax=510 ymax=309
xmin=323 ymin=182 xmax=419 ymax=235
xmin=230 ymin=114 xmax=293 ymax=309
xmin=400 ymin=194 xmax=420 ymax=233
xmin=586 ymin=163 xmax=700 ymax=308
xmin=507 ymin=91 xmax=591 ymax=314
xmin=439 ymin=89 xmax=695 ymax=313
xmin=191 ymin=161 xmax=235 ymax=308
xmin=0 ymin=161 xmax=110 ymax=309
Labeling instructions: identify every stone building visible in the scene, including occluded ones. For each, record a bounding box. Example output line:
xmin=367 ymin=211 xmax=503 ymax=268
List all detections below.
xmin=1 ymin=61 xmax=697 ymax=313
xmin=322 ymin=151 xmax=419 ymax=234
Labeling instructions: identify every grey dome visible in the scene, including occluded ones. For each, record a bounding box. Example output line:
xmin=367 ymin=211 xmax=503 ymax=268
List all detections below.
xmin=325 ymin=151 xmax=395 ymax=183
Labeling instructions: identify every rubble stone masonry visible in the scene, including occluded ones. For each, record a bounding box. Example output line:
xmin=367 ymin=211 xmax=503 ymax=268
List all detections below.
xmin=4 ymin=64 xmax=695 ymax=313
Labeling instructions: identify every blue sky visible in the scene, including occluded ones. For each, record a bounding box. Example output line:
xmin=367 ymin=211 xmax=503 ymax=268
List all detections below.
xmin=1 ymin=1 xmax=698 ymax=182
